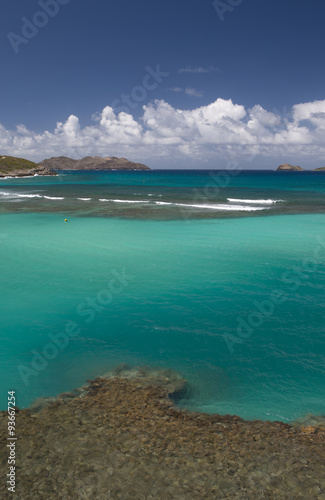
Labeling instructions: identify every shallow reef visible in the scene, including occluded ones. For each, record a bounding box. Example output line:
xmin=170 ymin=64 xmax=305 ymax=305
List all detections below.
xmin=1 ymin=365 xmax=325 ymax=499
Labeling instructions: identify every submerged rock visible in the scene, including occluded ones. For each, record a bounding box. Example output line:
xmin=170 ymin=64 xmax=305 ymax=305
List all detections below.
xmin=104 ymin=363 xmax=189 ymax=397
xmin=0 ymin=371 xmax=324 ymax=499
xmin=293 ymin=413 xmax=325 ymax=428
xmin=29 ymin=388 xmax=88 ymax=413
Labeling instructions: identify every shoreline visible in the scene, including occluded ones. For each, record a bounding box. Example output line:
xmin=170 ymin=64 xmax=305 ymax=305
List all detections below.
xmin=10 ymin=364 xmax=325 ymax=426
xmin=27 ymin=365 xmax=325 ymax=425
xmin=0 ymin=173 xmax=54 ymax=179
xmin=1 ymin=365 xmax=324 ymax=498
xmin=1 ymin=363 xmax=324 ymax=425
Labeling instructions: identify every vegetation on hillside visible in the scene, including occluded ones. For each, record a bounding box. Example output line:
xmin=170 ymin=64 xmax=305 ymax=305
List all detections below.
xmin=0 ymin=155 xmax=38 ymax=174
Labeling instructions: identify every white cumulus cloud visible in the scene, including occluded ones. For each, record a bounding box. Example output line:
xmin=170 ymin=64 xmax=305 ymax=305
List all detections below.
xmin=1 ymin=98 xmax=325 ymax=166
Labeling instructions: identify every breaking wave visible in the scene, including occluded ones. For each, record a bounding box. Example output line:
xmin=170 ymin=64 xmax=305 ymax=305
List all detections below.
xmin=227 ymin=198 xmax=283 ymax=205
xmin=0 ymin=191 xmax=64 ymax=201
xmin=155 ymin=201 xmax=269 ymax=211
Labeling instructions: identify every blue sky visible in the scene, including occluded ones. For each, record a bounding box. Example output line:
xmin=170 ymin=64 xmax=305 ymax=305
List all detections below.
xmin=1 ymin=0 xmax=325 ymax=168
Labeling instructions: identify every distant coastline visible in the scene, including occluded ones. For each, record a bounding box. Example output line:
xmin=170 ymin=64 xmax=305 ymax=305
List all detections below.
xmin=39 ymin=155 xmax=150 ymax=172
xmin=276 ymin=162 xmax=325 ymax=171
xmin=1 ymin=155 xmax=325 ymax=177
xmin=0 ymin=155 xmax=150 ymax=178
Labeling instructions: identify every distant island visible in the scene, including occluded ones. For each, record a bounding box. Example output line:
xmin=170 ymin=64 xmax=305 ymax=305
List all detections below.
xmin=276 ymin=163 xmax=325 ymax=171
xmin=0 ymin=155 xmax=150 ymax=177
xmin=39 ymin=156 xmax=150 ymax=171
xmin=276 ymin=163 xmax=304 ymax=171
xmin=2 ymin=155 xmax=325 ymax=177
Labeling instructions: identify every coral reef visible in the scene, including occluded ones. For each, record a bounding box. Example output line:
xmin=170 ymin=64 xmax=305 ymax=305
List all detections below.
xmin=0 ymin=366 xmax=324 ymax=499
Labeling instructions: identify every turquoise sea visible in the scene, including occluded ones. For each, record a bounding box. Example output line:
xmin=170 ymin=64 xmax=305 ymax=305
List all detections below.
xmin=1 ymin=170 xmax=325 ymax=422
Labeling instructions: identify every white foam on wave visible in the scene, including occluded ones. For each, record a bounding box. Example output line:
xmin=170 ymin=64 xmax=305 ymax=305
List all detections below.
xmin=16 ymin=193 xmax=43 ymax=198
xmin=0 ymin=191 xmax=42 ymax=199
xmin=0 ymin=190 xmax=272 ymax=212
xmin=0 ymin=176 xmax=27 ymax=180
xmin=0 ymin=173 xmax=43 ymax=180
xmin=43 ymin=196 xmax=64 ymax=200
xmin=0 ymin=191 xmax=14 ymax=197
xmin=156 ymin=201 xmax=268 ymax=211
xmin=111 ymin=199 xmax=149 ymax=204
xmin=227 ymin=198 xmax=283 ymax=205
xmin=0 ymin=191 xmax=64 ymax=201
xmin=99 ymin=198 xmax=159 ymax=205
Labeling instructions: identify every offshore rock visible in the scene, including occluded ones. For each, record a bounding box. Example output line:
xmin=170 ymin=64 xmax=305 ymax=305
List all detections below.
xmin=276 ymin=163 xmax=304 ymax=171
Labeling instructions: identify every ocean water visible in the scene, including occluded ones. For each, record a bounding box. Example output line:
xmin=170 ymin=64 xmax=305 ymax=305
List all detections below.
xmin=0 ymin=170 xmax=325 ymax=422
xmin=1 ymin=169 xmax=325 ymax=219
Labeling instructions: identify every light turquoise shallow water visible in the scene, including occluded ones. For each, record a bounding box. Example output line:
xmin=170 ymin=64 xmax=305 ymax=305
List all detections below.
xmin=1 ymin=207 xmax=325 ymax=421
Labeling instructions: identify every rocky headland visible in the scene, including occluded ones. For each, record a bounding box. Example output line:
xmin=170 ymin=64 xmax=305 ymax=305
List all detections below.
xmin=1 ymin=364 xmax=324 ymax=499
xmin=0 ymin=155 xmax=56 ymax=178
xmin=38 ymin=156 xmax=151 ymax=171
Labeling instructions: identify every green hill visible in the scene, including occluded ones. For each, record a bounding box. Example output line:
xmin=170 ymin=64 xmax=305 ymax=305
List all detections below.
xmin=0 ymin=155 xmax=37 ymax=172
xmin=0 ymin=155 xmax=56 ymax=177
